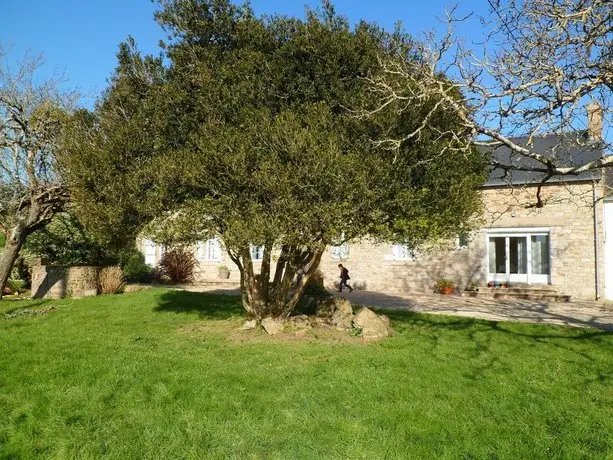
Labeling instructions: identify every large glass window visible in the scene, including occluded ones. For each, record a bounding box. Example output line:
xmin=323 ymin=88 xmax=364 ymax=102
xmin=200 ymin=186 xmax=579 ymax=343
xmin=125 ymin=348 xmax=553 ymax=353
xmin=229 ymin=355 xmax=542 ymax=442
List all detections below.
xmin=489 ymin=237 xmax=506 ymax=273
xmin=509 ymin=237 xmax=527 ymax=274
xmin=487 ymin=231 xmax=550 ymax=284
xmin=531 ymin=235 xmax=550 ymax=275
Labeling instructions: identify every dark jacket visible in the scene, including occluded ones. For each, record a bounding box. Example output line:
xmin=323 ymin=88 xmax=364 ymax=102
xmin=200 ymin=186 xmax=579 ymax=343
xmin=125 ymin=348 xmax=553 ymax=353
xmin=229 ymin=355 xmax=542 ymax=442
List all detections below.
xmin=340 ymin=267 xmax=350 ymax=280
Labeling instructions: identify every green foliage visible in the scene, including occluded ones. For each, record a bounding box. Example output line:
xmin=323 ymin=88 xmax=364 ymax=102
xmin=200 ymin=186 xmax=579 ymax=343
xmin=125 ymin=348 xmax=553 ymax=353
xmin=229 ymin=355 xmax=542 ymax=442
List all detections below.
xmin=301 ymin=269 xmax=331 ymax=299
xmin=301 ymin=282 xmax=332 ymax=299
xmin=157 ymin=246 xmax=197 ymax=283
xmin=119 ymin=248 xmax=154 ymax=283
xmin=433 ymin=278 xmax=455 ymax=293
xmin=10 ymin=257 xmax=31 ymax=288
xmin=62 ymin=0 xmax=486 ymax=256
xmin=5 ymin=279 xmax=26 ymax=294
xmin=23 ymin=213 xmax=118 ymax=266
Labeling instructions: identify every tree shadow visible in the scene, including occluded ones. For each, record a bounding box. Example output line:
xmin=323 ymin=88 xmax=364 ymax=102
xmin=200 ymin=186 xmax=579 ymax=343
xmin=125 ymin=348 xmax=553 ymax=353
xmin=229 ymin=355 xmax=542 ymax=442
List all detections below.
xmin=154 ymin=289 xmax=244 ymax=320
xmin=341 ymin=288 xmax=613 ymax=332
xmin=380 ymin=307 xmax=613 ymax=384
xmin=33 ymin=268 xmax=67 ymax=299
xmin=2 ymin=299 xmax=55 ymax=315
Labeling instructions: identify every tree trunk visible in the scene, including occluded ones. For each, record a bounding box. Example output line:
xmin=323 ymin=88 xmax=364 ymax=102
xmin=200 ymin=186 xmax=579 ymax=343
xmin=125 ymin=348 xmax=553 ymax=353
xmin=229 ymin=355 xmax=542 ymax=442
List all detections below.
xmin=230 ymin=245 xmax=325 ymax=321
xmin=0 ymin=226 xmax=27 ymax=299
xmin=0 ymin=186 xmax=69 ymax=299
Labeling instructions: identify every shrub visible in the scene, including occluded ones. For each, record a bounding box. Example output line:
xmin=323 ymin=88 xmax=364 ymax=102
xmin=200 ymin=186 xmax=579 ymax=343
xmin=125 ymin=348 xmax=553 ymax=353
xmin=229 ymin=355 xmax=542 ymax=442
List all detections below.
xmin=98 ymin=266 xmax=125 ymax=294
xmin=302 ymin=282 xmax=331 ymax=299
xmin=4 ymin=279 xmax=26 ymax=295
xmin=119 ymin=248 xmax=154 ymax=283
xmin=433 ymin=278 xmax=454 ymax=294
xmin=157 ymin=246 xmax=197 ymax=283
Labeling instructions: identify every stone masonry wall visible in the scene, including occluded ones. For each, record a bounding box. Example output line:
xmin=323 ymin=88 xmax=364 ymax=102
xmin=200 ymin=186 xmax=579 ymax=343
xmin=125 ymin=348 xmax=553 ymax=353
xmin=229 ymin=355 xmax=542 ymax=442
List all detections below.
xmin=140 ymin=181 xmax=604 ymax=300
xmin=31 ymin=263 xmax=99 ymax=299
xmin=316 ymin=182 xmax=603 ymax=300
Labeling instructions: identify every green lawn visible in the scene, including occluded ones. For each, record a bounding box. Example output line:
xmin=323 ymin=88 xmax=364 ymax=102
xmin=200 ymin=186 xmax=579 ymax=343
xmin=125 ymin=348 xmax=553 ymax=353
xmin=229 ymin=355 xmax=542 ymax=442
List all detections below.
xmin=1 ymin=289 xmax=612 ymax=459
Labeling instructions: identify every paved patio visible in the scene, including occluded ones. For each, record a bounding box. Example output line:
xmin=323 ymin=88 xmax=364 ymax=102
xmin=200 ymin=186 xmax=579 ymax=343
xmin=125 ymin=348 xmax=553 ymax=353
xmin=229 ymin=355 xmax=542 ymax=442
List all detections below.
xmin=180 ymin=284 xmax=613 ymax=331
xmin=332 ymin=290 xmax=613 ymax=331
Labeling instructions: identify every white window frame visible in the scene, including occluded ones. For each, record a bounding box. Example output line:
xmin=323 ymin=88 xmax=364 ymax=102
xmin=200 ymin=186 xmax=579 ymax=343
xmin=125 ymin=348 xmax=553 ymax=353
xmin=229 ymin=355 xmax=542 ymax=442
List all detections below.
xmin=392 ymin=244 xmax=416 ymax=261
xmin=203 ymin=237 xmax=222 ymax=262
xmin=486 ymin=228 xmax=551 ymax=284
xmin=250 ymin=245 xmax=264 ymax=261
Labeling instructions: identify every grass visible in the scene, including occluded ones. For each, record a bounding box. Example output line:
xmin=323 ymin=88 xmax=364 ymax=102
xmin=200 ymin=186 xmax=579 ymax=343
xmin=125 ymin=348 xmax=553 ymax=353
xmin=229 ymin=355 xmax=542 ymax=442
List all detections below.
xmin=1 ymin=288 xmax=612 ymax=459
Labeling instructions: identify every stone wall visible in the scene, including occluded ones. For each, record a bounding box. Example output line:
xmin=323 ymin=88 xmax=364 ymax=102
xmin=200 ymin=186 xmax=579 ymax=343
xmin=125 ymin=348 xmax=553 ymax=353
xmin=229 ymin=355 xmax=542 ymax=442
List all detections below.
xmin=316 ymin=182 xmax=603 ymax=300
xmin=139 ymin=181 xmax=604 ymax=300
xmin=31 ymin=263 xmax=99 ymax=299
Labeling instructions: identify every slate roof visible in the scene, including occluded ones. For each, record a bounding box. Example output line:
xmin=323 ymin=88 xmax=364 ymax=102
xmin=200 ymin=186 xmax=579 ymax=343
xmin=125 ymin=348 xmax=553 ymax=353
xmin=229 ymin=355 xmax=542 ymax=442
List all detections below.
xmin=481 ymin=131 xmax=604 ymax=187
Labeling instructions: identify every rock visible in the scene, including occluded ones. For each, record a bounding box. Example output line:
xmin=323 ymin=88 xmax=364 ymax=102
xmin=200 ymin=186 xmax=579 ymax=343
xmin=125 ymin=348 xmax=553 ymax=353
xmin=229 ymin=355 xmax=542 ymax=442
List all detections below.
xmin=240 ymin=319 xmax=257 ymax=330
xmin=330 ymin=298 xmax=353 ymax=329
xmin=378 ymin=314 xmax=391 ymax=328
xmin=261 ymin=317 xmax=284 ymax=335
xmin=352 ymin=307 xmax=391 ymax=340
xmin=315 ymin=299 xmax=335 ymax=318
xmin=287 ymin=314 xmax=312 ymax=329
xmin=316 ymin=298 xmax=354 ymax=329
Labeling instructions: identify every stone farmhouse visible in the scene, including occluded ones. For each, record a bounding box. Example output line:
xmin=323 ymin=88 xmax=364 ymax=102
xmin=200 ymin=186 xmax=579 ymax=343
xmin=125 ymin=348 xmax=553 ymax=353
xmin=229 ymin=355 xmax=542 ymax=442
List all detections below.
xmin=140 ymin=106 xmax=611 ymax=301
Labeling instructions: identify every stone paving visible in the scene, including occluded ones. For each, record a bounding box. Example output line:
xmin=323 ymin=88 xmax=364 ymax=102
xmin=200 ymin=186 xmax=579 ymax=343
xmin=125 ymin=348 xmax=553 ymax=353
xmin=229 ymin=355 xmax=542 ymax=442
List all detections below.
xmin=180 ymin=284 xmax=613 ymax=331
xmin=332 ymin=290 xmax=613 ymax=331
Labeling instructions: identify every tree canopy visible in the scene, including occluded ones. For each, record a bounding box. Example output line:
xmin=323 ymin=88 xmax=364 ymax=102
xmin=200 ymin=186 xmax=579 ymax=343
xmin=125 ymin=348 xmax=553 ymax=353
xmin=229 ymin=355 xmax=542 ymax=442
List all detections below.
xmin=367 ymin=0 xmax=612 ymax=199
xmin=0 ymin=50 xmax=74 ymax=295
xmin=61 ymin=0 xmax=487 ymax=318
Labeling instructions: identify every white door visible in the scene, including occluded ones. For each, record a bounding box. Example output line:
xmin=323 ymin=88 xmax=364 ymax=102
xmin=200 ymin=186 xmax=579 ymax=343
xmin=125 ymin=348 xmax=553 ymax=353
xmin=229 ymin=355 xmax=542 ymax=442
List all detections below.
xmin=604 ymin=203 xmax=613 ymax=299
xmin=487 ymin=231 xmax=550 ymax=284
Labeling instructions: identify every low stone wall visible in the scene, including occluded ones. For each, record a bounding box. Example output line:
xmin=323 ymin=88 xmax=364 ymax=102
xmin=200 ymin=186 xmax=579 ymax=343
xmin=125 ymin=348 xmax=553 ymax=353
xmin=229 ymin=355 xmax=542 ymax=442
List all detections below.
xmin=31 ymin=263 xmax=99 ymax=299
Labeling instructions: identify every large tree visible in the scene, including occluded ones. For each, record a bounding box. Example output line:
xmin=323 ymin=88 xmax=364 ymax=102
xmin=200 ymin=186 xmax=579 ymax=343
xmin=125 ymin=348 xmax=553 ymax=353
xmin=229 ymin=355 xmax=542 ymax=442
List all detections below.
xmin=61 ymin=0 xmax=486 ymax=320
xmin=0 ymin=50 xmax=73 ymax=296
xmin=366 ymin=0 xmax=611 ymax=204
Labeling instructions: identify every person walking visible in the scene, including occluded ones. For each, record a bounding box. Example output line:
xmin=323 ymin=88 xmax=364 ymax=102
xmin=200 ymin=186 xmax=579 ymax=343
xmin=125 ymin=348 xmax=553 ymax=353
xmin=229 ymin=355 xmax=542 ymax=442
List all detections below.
xmin=338 ymin=263 xmax=353 ymax=292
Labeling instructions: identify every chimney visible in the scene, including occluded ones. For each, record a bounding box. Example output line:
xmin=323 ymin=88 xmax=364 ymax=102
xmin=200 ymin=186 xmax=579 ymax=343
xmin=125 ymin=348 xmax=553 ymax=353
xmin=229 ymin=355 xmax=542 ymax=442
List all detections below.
xmin=586 ymin=101 xmax=603 ymax=142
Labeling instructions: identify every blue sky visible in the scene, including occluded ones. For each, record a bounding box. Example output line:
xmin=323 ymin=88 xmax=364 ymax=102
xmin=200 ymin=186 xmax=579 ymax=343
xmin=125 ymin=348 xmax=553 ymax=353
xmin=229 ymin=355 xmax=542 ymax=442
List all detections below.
xmin=0 ymin=0 xmax=485 ymax=107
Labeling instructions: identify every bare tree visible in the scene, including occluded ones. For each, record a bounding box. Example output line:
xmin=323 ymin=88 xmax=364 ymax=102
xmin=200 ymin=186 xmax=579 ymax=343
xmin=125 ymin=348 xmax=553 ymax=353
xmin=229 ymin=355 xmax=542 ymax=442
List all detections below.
xmin=0 ymin=49 xmax=73 ymax=296
xmin=366 ymin=0 xmax=612 ymax=199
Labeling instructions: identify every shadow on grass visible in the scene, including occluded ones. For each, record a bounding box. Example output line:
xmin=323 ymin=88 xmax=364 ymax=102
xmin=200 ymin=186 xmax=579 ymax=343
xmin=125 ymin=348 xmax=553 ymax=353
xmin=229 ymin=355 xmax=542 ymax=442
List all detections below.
xmin=1 ymin=299 xmax=55 ymax=316
xmin=154 ymin=289 xmax=244 ymax=320
xmin=381 ymin=307 xmax=613 ymax=383
xmin=382 ymin=308 xmax=613 ymax=340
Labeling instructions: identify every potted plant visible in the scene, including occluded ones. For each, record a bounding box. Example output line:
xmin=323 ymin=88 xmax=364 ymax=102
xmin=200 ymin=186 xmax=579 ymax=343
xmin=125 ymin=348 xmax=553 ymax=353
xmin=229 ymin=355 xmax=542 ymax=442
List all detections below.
xmin=433 ymin=278 xmax=455 ymax=295
xmin=217 ymin=264 xmax=230 ymax=279
xmin=465 ymin=280 xmax=479 ymax=292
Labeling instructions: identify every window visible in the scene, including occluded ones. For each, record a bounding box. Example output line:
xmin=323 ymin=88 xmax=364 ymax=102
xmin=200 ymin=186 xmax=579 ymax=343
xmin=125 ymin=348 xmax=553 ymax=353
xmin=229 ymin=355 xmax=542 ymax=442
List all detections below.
xmin=331 ymin=242 xmax=349 ymax=260
xmin=331 ymin=233 xmax=349 ymax=260
xmin=392 ymin=244 xmax=416 ymax=261
xmin=201 ymin=237 xmax=221 ymax=261
xmin=487 ymin=228 xmax=550 ymax=284
xmin=456 ymin=232 xmax=470 ymax=249
xmin=250 ymin=245 xmax=264 ymax=261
